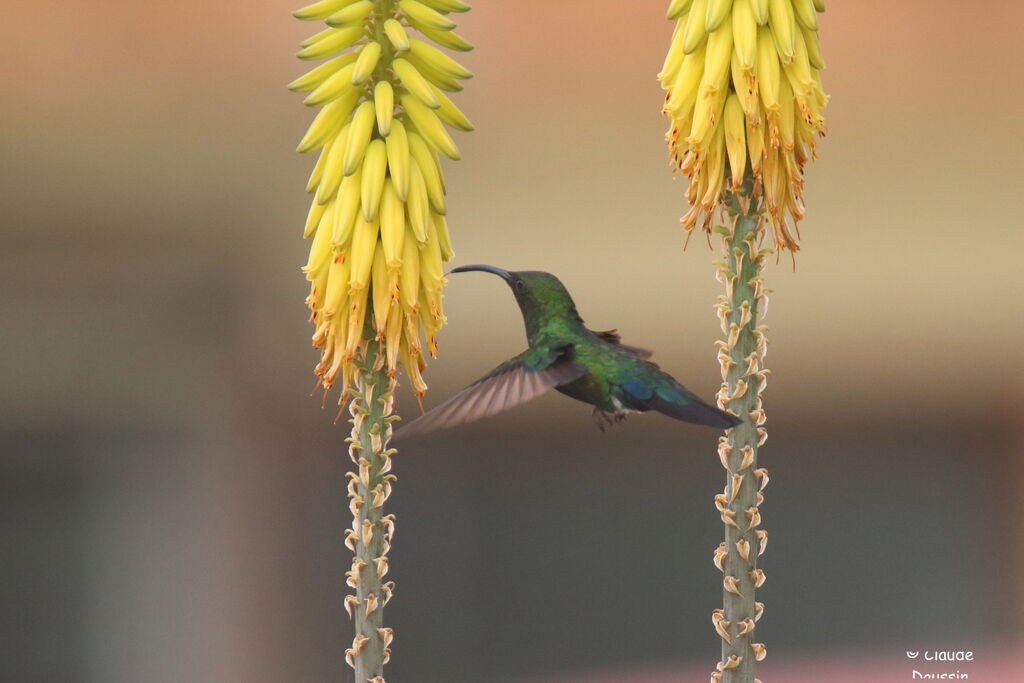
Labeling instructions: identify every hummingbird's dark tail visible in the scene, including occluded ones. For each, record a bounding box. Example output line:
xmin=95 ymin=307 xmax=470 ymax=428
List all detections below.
xmin=649 ymin=394 xmax=742 ymax=429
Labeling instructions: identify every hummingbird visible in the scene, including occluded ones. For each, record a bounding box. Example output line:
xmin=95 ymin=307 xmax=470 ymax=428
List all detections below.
xmin=395 ymin=265 xmax=741 ymax=440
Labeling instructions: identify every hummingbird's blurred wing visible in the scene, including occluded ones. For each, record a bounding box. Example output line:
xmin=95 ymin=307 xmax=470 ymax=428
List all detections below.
xmin=393 ymin=349 xmax=586 ymax=440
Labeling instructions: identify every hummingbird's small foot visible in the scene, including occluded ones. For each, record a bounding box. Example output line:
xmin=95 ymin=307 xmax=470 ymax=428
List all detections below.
xmin=592 ymin=408 xmax=629 ymax=431
xmin=592 ymin=408 xmax=613 ymax=432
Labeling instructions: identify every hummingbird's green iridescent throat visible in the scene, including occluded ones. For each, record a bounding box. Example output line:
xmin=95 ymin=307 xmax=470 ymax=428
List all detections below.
xmin=395 ymin=265 xmax=741 ymax=439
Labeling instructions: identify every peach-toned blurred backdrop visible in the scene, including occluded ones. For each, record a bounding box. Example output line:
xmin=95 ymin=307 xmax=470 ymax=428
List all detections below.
xmin=2 ymin=2 xmax=1023 ymax=682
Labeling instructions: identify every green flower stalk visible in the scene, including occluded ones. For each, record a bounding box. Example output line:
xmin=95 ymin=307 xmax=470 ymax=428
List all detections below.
xmin=709 ymin=192 xmax=770 ymax=683
xmin=343 ymin=341 xmax=397 ymax=681
xmin=289 ymin=0 xmax=473 ymax=679
xmin=658 ymin=0 xmax=829 ymax=681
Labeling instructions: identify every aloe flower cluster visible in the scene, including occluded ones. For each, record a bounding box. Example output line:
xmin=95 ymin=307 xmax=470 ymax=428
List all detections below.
xmin=291 ymin=0 xmax=473 ymax=405
xmin=660 ymin=0 xmax=828 ymax=250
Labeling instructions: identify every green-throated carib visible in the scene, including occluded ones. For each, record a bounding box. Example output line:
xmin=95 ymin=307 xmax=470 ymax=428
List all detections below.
xmin=395 ymin=265 xmax=741 ymax=439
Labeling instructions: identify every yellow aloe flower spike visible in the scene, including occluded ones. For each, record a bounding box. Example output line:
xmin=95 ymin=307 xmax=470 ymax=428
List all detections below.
xmin=291 ymin=0 xmax=473 ymax=399
xmin=662 ymin=0 xmax=827 ymax=250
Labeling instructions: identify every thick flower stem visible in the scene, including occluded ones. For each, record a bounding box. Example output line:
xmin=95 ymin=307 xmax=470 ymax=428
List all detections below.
xmin=344 ymin=341 xmax=397 ymax=683
xmin=712 ymin=194 xmax=770 ymax=683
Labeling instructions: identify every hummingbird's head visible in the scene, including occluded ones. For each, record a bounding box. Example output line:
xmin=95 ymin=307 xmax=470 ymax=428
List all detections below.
xmin=450 ymin=265 xmax=581 ymax=330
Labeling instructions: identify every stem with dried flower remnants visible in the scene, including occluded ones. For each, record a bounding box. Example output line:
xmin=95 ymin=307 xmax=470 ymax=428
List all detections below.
xmin=710 ymin=192 xmax=770 ymax=683
xmin=344 ymin=341 xmax=397 ymax=682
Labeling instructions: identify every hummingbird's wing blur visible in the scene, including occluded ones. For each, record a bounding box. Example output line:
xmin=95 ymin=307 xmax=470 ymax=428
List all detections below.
xmin=592 ymin=328 xmax=653 ymax=359
xmin=393 ymin=348 xmax=586 ymax=440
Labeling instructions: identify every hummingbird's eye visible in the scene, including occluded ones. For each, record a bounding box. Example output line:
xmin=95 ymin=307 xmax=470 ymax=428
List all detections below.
xmin=514 ymin=279 xmax=525 ymax=291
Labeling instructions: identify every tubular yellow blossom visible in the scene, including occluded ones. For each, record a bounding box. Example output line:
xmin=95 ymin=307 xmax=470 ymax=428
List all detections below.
xmin=383 ymin=18 xmax=411 ymax=51
xmin=384 ymin=120 xmax=411 ymax=198
xmin=417 ymin=23 xmax=473 ymax=52
xmin=662 ymin=0 xmax=827 ymax=250
xmin=373 ymin=81 xmax=395 ymax=135
xmin=360 ymin=139 xmax=389 ymax=220
xmin=291 ymin=0 xmax=472 ymax=402
xmin=326 ymin=1 xmax=374 ymax=27
xmin=398 ymin=0 xmax=456 ymax=32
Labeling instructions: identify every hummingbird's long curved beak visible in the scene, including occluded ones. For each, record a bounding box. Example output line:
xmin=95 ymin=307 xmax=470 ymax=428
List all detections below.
xmin=449 ymin=264 xmax=513 ymax=282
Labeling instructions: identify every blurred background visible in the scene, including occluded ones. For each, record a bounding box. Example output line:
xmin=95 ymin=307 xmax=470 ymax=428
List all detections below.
xmin=3 ymin=1 xmax=1024 ymax=681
